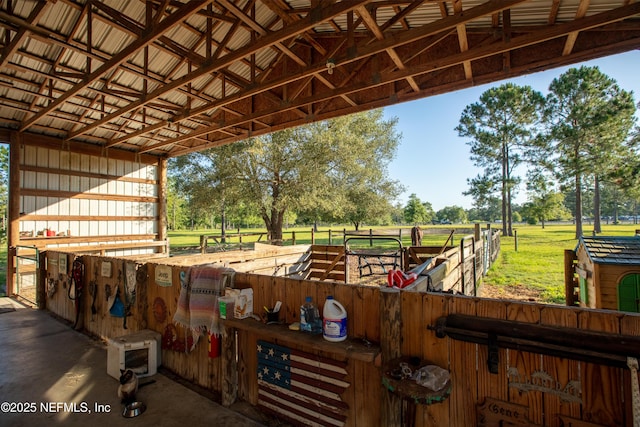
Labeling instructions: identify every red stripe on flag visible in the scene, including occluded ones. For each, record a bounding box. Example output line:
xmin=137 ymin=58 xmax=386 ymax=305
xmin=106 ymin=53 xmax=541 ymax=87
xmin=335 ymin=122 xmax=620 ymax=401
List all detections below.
xmin=258 ymin=381 xmax=347 ymax=421
xmin=291 ymin=372 xmax=349 ymax=396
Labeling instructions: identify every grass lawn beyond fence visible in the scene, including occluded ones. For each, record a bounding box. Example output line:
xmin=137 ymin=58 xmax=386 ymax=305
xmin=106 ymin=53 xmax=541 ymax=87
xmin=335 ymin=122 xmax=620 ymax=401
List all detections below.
xmin=3 ymin=223 xmax=637 ymax=303
xmin=168 ymin=223 xmax=640 ymax=304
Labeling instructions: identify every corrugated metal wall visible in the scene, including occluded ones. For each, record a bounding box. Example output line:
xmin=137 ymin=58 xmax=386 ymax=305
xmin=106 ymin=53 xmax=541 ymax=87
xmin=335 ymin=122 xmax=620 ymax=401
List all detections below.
xmin=18 ymin=142 xmax=161 ymax=256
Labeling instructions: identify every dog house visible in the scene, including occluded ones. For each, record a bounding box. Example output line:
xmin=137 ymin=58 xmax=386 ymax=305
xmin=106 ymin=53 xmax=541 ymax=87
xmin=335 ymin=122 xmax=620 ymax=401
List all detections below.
xmin=570 ymin=235 xmax=640 ymax=313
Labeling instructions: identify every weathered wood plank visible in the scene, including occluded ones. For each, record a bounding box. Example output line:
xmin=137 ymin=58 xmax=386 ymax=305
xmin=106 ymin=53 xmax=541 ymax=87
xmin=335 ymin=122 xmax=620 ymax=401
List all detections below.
xmin=540 ymin=305 xmax=581 ymax=426
xmin=475 ymin=299 xmax=508 ymax=404
xmin=621 ymin=314 xmax=640 ymax=426
xmin=578 ymin=310 xmax=623 ymax=426
xmin=449 ymin=295 xmax=478 ymax=426
xmin=422 ymin=294 xmax=451 ymax=426
xmin=401 ymin=290 xmax=425 ymax=423
xmin=507 ymin=303 xmax=543 ymax=425
xmin=380 ymin=287 xmax=402 ymax=427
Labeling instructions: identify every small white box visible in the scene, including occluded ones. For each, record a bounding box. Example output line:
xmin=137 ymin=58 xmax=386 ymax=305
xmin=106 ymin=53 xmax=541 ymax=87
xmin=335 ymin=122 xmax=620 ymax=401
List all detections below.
xmin=225 ymin=288 xmax=253 ymax=319
xmin=107 ymin=329 xmax=161 ymax=380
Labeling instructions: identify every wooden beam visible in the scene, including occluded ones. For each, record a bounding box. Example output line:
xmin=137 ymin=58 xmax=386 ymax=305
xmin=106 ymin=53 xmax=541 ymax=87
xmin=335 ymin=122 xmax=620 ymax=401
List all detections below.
xmin=357 ymin=5 xmax=420 ymax=92
xmin=138 ymin=0 xmax=532 ymax=152
xmin=549 ymin=0 xmax=561 ymax=25
xmin=0 ymin=1 xmax=50 ymax=68
xmin=19 ymin=0 xmax=215 ymax=132
xmin=7 ymin=132 xmax=21 ymax=297
xmin=70 ymin=0 xmax=371 ymax=142
xmin=145 ymin=0 xmax=525 ymax=153
xmin=563 ymin=0 xmax=592 ymax=56
xmin=157 ymin=158 xmax=168 ymax=246
xmin=453 ymin=0 xmax=473 ymax=80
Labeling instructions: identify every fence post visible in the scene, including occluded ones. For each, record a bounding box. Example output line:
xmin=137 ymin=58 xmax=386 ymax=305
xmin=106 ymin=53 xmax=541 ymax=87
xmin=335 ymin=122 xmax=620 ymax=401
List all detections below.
xmin=292 ymin=231 xmax=296 ymax=245
xmin=311 ymin=228 xmax=315 ymax=244
xmin=564 ymin=249 xmax=578 ymax=306
xmin=329 ymin=229 xmax=332 ymax=245
xmin=514 ymin=229 xmax=518 ymax=252
xmin=369 ymin=228 xmax=373 ymax=247
xmin=380 ymin=286 xmax=402 ymax=427
xmin=200 ymin=235 xmax=206 ymax=254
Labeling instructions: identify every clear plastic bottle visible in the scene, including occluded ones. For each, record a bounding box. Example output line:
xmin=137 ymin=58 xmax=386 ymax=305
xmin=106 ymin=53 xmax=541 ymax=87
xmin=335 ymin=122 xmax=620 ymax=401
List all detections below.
xmin=300 ymin=296 xmax=322 ymax=334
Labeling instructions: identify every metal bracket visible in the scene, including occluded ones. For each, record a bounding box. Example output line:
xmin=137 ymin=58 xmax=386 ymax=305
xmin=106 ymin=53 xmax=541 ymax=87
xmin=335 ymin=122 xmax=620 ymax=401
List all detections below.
xmin=487 ymin=333 xmax=499 ymax=374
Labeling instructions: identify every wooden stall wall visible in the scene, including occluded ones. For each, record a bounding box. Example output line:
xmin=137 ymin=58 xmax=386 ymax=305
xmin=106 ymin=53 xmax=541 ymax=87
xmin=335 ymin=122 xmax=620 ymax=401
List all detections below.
xmin=44 ymin=251 xmax=78 ymax=324
xmin=44 ymin=252 xmax=227 ymax=392
xmin=43 ymin=248 xmax=640 ymax=427
xmin=17 ymin=135 xmax=163 ymax=256
xmin=403 ymin=293 xmax=640 ymax=427
xmin=231 ymin=272 xmax=382 ymax=427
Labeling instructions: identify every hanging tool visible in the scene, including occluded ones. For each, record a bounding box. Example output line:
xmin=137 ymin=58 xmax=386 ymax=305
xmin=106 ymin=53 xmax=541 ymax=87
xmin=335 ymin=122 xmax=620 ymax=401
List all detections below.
xmin=68 ymin=257 xmax=85 ymax=329
xmin=89 ymin=268 xmax=98 ymax=321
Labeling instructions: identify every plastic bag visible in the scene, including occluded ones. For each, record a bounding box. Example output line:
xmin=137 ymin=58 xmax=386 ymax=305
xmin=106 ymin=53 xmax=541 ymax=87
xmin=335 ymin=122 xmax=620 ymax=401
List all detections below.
xmin=412 ymin=365 xmax=450 ymax=391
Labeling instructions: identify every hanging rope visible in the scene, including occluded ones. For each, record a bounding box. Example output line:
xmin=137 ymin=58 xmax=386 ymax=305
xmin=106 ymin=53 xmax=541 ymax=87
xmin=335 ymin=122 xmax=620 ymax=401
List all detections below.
xmin=628 ymin=357 xmax=640 ymax=427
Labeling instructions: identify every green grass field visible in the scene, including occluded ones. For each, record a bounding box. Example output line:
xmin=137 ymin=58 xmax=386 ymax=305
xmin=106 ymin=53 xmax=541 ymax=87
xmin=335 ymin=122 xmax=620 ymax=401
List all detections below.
xmin=483 ymin=222 xmax=640 ymax=303
xmin=2 ymin=222 xmax=636 ymax=302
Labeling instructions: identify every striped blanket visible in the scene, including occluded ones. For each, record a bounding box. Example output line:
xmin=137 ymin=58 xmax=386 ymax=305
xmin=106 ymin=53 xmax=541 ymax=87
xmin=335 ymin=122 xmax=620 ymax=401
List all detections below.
xmin=173 ymin=264 xmax=234 ymax=351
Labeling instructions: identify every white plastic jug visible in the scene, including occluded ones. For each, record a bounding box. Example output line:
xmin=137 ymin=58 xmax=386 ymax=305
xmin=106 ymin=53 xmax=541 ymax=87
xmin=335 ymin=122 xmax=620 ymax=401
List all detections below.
xmin=322 ymin=296 xmax=347 ymax=342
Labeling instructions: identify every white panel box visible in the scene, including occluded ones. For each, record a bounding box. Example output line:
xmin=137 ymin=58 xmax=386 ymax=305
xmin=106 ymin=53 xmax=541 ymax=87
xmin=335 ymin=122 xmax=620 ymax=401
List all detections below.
xmin=107 ymin=329 xmax=161 ymax=380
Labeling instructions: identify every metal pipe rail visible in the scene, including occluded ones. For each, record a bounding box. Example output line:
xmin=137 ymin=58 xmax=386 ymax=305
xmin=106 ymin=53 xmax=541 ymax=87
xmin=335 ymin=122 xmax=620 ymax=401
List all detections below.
xmin=429 ymin=314 xmax=640 ymax=372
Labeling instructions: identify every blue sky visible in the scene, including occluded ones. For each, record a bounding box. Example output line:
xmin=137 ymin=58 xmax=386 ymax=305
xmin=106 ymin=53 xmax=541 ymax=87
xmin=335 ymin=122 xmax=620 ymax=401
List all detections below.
xmin=383 ymin=50 xmax=640 ymax=211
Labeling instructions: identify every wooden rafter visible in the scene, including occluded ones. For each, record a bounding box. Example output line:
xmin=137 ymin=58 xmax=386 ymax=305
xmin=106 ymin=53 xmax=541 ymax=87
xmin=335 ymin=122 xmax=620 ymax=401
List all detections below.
xmin=563 ymin=0 xmax=591 ymax=56
xmin=453 ymin=0 xmax=473 ymax=80
xmin=19 ymin=0 xmax=215 ymax=132
xmin=66 ymin=0 xmax=370 ymax=141
xmin=112 ymin=0 xmax=526 ymax=151
xmin=0 ymin=0 xmax=49 ymax=68
xmin=357 ymin=5 xmax=420 ymax=92
xmin=153 ymin=2 xmax=640 ymax=157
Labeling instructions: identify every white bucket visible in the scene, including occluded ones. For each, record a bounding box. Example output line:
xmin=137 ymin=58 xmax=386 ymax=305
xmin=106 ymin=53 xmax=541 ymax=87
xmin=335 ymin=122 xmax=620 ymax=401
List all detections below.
xmin=323 ymin=296 xmax=347 ymax=342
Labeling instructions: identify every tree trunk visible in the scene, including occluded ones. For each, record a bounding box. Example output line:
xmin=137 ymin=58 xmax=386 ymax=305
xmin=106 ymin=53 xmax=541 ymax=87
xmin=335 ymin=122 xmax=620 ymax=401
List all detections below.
xmin=593 ymin=175 xmax=601 ymax=234
xmin=268 ymin=208 xmax=285 ymax=244
xmin=575 ymin=174 xmax=583 ymax=239
xmin=220 ymin=203 xmax=226 ymax=243
xmin=507 ymin=186 xmax=513 ymax=237
xmin=501 ymin=151 xmax=508 ymax=236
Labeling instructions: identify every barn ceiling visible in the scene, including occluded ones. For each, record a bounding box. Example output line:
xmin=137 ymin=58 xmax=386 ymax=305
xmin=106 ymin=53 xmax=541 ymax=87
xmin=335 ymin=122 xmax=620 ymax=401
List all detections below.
xmin=1 ymin=0 xmax=639 ymax=158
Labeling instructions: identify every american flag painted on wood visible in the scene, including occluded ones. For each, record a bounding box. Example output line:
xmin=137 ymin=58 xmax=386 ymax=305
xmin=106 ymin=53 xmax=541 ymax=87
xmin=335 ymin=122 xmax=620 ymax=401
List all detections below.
xmin=256 ymin=340 xmax=350 ymax=427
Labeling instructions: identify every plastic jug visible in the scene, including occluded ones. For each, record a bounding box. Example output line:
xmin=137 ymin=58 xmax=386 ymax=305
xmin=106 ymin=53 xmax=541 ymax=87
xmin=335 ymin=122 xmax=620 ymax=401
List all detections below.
xmin=322 ymin=296 xmax=347 ymax=342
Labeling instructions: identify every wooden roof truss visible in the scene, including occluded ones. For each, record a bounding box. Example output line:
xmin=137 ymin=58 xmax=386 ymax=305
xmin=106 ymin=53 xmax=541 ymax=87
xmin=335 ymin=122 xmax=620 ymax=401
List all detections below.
xmin=0 ymin=0 xmax=639 ymax=157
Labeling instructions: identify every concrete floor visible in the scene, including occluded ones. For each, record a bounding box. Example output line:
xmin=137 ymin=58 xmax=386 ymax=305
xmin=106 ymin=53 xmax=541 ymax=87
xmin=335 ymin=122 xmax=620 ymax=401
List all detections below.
xmin=0 ymin=297 xmax=267 ymax=427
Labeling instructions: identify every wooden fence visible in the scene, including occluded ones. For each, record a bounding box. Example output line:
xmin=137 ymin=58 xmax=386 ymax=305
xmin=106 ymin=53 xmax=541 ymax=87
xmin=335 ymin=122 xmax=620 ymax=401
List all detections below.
xmin=39 ymin=229 xmax=640 ymax=427
xmin=199 ymin=225 xmax=488 ymax=253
